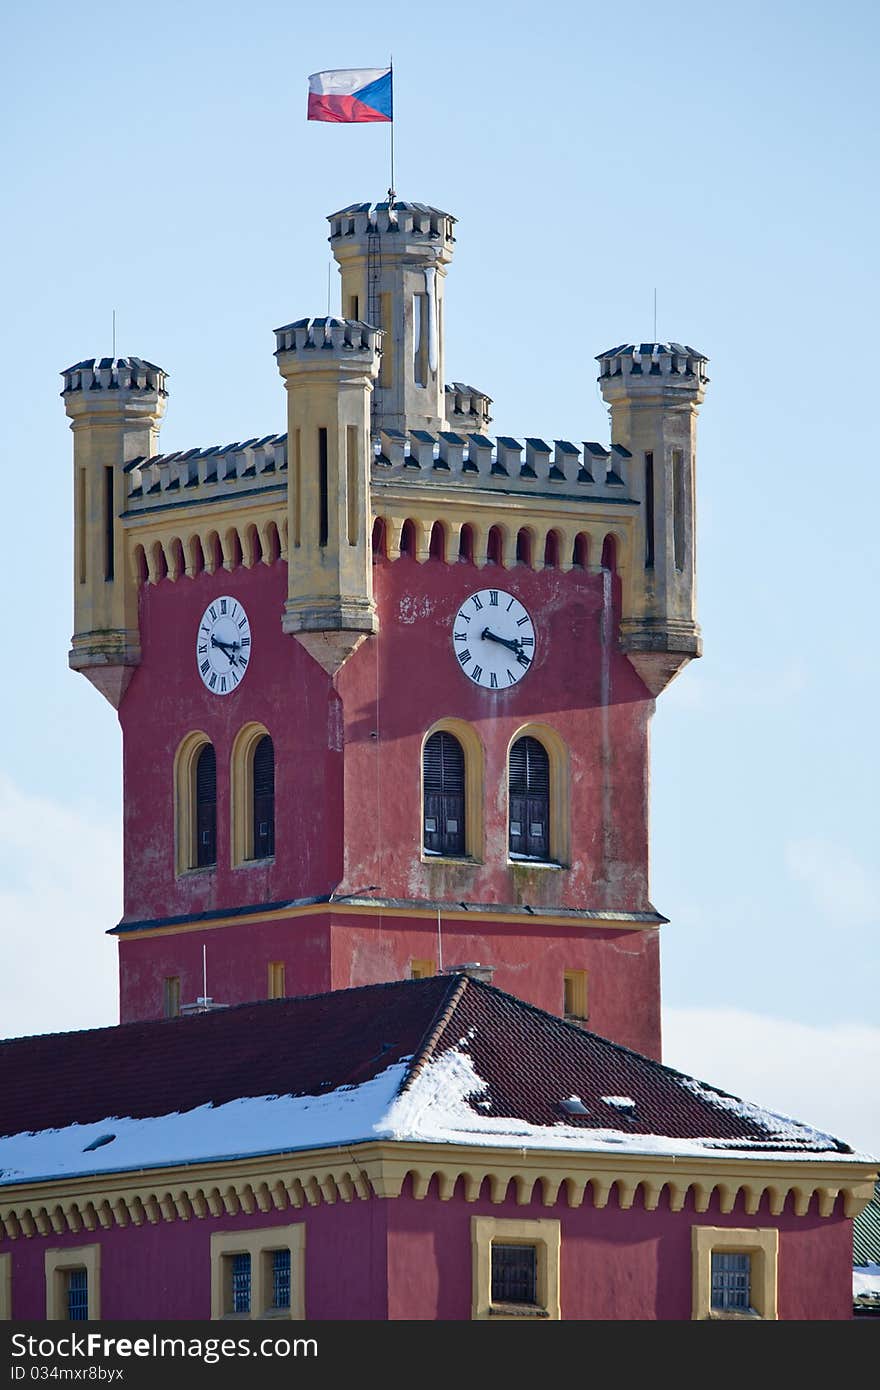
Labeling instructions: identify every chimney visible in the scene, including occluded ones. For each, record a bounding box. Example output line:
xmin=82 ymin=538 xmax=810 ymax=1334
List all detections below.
xmin=442 ymin=962 xmax=495 ymax=984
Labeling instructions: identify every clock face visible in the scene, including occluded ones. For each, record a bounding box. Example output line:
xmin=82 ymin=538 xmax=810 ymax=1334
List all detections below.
xmin=452 ymin=589 xmax=536 ymax=689
xmin=196 ymin=596 xmax=251 ymax=696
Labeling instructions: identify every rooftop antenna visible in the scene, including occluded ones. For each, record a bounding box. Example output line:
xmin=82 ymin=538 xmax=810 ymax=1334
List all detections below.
xmin=202 ymin=943 xmax=208 ymax=1005
xmin=327 ymin=260 xmax=332 ymax=316
xmin=437 ymin=905 xmax=443 ymax=972
xmin=112 ymin=309 xmax=116 ymax=358
xmin=653 ymin=288 xmax=657 ymax=342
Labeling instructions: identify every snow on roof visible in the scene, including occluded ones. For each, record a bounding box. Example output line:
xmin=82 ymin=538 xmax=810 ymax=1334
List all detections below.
xmin=853 ymin=1264 xmax=880 ymax=1303
xmin=0 ymin=975 xmax=872 ymax=1189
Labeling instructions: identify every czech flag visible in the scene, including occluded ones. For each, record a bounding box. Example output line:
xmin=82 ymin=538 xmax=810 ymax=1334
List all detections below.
xmin=307 ymin=68 xmax=392 ymax=123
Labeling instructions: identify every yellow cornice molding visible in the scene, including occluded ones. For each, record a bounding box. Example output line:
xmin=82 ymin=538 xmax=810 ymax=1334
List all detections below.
xmin=371 ymin=483 xmax=638 ymax=525
xmin=116 ymin=899 xmax=660 ymax=941
xmin=123 ymin=495 xmax=285 ymax=534
xmin=1 ymin=1141 xmax=875 ymax=1242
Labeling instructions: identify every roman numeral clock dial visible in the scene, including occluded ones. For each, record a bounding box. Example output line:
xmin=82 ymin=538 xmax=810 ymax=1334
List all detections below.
xmin=196 ymin=597 xmax=252 ymax=695
xmin=452 ymin=589 xmax=536 ymax=689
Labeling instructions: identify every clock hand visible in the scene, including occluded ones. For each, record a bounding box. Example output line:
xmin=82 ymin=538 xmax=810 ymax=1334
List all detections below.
xmin=211 ymin=635 xmax=242 ymax=667
xmin=480 ymin=627 xmax=522 ymax=655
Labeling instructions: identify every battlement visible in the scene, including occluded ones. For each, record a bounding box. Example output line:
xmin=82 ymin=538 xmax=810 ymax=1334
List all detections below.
xmin=121 ymin=428 xmax=634 ymax=516
xmin=124 ymin=434 xmax=286 ymax=511
xmin=273 ymin=317 xmax=382 ymax=357
xmin=597 ymin=342 xmax=708 ymax=386
xmin=328 ymin=200 xmax=455 ymax=242
xmin=445 ymin=382 xmax=492 ymax=434
xmin=372 ymin=430 xmax=632 ymax=495
xmin=61 ymin=357 xmax=168 ymax=396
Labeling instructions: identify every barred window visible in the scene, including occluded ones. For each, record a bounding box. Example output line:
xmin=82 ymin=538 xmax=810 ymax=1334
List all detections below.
xmin=491 ymin=1244 xmax=537 ymax=1306
xmin=711 ymin=1252 xmax=751 ymax=1312
xmin=211 ymin=1227 xmax=304 ymax=1321
xmin=231 ymin=1253 xmax=251 ymax=1314
xmin=252 ymin=735 xmax=275 ymax=860
xmin=423 ymin=731 xmax=465 ymax=857
xmin=66 ymin=1268 xmax=88 ymax=1322
xmin=271 ymin=1249 xmax=291 ymax=1311
xmin=196 ymin=743 xmax=217 ymax=868
xmin=509 ymin=736 xmax=549 ymax=860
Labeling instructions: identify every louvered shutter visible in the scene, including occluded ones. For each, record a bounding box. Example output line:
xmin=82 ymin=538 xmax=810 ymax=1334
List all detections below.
xmin=509 ymin=736 xmax=549 ymax=859
xmin=253 ymin=735 xmax=275 ymax=859
xmin=196 ymin=743 xmax=217 ymax=867
xmin=423 ymin=731 xmax=466 ymax=856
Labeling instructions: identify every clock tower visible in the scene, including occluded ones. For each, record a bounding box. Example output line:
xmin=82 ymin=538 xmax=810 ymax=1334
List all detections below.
xmin=62 ymin=199 xmax=708 ymax=1059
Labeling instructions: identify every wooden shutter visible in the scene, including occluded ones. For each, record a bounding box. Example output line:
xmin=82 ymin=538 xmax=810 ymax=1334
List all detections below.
xmin=509 ymin=736 xmax=549 ymax=859
xmin=196 ymin=743 xmax=217 ymax=867
xmin=252 ymin=735 xmax=275 ymax=859
xmin=423 ymin=731 xmax=466 ymax=857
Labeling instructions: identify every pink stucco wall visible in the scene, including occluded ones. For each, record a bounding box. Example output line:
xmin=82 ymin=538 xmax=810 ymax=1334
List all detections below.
xmin=386 ymin=1185 xmax=854 ymax=1321
xmin=118 ymin=911 xmax=660 ymax=1058
xmin=2 ymin=1187 xmax=853 ymax=1321
xmin=116 ymin=553 xmax=660 ymax=1053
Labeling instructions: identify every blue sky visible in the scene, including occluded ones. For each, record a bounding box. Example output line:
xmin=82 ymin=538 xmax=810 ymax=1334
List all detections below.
xmin=2 ymin=0 xmax=878 ymax=1156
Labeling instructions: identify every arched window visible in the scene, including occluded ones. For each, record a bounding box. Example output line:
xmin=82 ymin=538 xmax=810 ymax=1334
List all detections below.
xmin=230 ymin=722 xmax=275 ymax=866
xmin=509 ymin=736 xmax=550 ymax=860
xmin=196 ymin=743 xmax=217 ymax=868
xmin=423 ymin=731 xmax=466 ymax=857
xmin=252 ymin=735 xmax=275 ymax=860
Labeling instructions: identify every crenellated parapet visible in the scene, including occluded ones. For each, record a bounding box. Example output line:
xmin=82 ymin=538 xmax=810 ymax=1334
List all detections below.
xmin=116 ymin=423 xmax=639 ymax=591
xmin=124 ymin=429 xmax=633 ymax=507
xmin=273 ymin=317 xmax=382 ymax=357
xmin=597 ymin=342 xmax=708 ymax=388
xmin=125 ymin=434 xmax=286 ymax=507
xmin=62 ymin=356 xmax=168 ymax=397
xmin=444 ymin=382 xmax=492 ymax=435
xmin=328 ymin=199 xmax=456 ymax=242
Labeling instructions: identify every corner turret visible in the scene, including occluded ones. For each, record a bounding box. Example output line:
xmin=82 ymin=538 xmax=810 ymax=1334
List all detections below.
xmin=274 ymin=317 xmax=382 ymax=675
xmin=62 ymin=356 xmax=168 ymax=706
xmin=597 ymin=343 xmax=709 ymax=695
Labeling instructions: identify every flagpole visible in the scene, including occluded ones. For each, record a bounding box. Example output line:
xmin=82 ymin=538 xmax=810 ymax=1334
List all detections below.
xmin=388 ymin=55 xmax=395 ymax=207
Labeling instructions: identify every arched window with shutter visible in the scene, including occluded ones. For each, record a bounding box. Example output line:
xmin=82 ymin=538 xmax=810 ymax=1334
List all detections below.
xmin=230 ymin=722 xmax=275 ymax=867
xmin=195 ymin=743 xmax=217 ymax=868
xmin=509 ymin=736 xmax=550 ymax=860
xmin=252 ymin=735 xmax=275 ymax=860
xmin=423 ymin=731 xmax=466 ymax=857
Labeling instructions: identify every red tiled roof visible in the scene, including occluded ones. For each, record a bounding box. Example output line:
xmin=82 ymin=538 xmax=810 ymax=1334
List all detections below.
xmin=0 ymin=976 xmax=851 ymax=1155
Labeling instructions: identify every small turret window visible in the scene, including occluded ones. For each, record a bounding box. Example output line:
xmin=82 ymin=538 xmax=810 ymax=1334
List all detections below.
xmin=423 ymin=731 xmax=466 ymax=857
xmin=196 ymin=744 xmax=217 ymax=868
xmin=509 ymin=736 xmax=549 ymax=860
xmin=644 ymin=452 xmax=655 ymax=569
